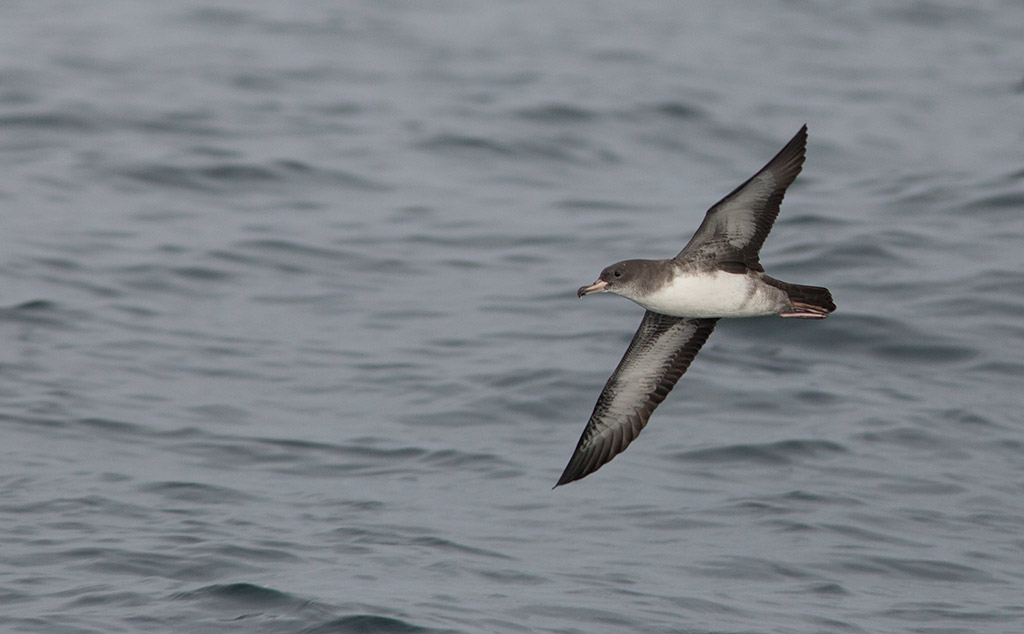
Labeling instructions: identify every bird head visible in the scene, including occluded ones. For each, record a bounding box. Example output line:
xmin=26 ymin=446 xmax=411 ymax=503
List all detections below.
xmin=577 ymin=260 xmax=652 ymax=300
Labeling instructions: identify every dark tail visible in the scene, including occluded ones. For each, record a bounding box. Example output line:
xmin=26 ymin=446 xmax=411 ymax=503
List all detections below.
xmin=763 ymin=276 xmax=836 ymax=319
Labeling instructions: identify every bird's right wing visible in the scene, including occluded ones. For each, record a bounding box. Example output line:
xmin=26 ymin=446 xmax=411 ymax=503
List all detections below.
xmin=676 ymin=125 xmax=807 ymax=272
xmin=556 ymin=312 xmax=718 ymax=486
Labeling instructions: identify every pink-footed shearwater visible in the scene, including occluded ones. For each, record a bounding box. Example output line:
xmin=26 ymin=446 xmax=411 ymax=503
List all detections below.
xmin=556 ymin=125 xmax=835 ymax=487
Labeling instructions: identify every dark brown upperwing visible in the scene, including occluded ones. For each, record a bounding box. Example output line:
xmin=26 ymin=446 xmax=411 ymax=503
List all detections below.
xmin=676 ymin=125 xmax=807 ymax=272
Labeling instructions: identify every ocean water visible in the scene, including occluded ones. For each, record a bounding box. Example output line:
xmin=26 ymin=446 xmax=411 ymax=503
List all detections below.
xmin=2 ymin=1 xmax=1024 ymax=633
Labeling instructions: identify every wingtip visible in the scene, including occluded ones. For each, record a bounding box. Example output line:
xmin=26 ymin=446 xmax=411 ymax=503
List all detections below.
xmin=767 ymin=124 xmax=809 ymax=183
xmin=788 ymin=124 xmax=809 ymax=152
xmin=794 ymin=124 xmax=809 ymax=153
xmin=554 ymin=453 xmax=596 ymax=488
xmin=553 ymin=466 xmax=578 ymax=488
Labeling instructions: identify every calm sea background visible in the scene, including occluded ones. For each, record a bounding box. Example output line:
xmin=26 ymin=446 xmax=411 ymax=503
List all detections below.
xmin=2 ymin=2 xmax=1024 ymax=633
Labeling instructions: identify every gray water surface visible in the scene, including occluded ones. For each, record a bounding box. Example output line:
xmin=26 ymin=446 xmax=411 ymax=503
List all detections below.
xmin=2 ymin=2 xmax=1024 ymax=633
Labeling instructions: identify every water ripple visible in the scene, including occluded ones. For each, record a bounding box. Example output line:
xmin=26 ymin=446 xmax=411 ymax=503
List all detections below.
xmin=116 ymin=160 xmax=389 ymax=194
xmin=4 ymin=2 xmax=1024 ymax=633
xmin=300 ymin=615 xmax=454 ymax=634
xmin=674 ymin=439 xmax=848 ymax=465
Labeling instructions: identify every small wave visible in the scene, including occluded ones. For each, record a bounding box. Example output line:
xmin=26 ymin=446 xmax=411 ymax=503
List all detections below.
xmin=300 ymin=614 xmax=450 ymax=634
xmin=210 ymin=238 xmax=414 ymax=278
xmin=870 ymin=342 xmax=977 ymax=364
xmin=675 ymin=439 xmax=847 ymax=465
xmin=173 ymin=582 xmax=302 ymax=607
xmin=117 ymin=160 xmax=388 ymax=194
xmin=840 ymin=556 xmax=998 ymax=583
xmin=416 ymin=133 xmax=515 ymax=157
xmin=808 ymin=313 xmax=980 ymax=366
xmin=513 ymin=103 xmax=597 ymax=124
xmin=138 ymin=481 xmax=258 ymax=504
xmin=112 ymin=262 xmax=234 ymax=297
xmin=0 ymin=112 xmax=96 ymax=131
xmin=628 ymin=100 xmax=708 ymax=121
xmin=555 ymin=198 xmax=651 ymax=212
xmin=0 ymin=299 xmax=88 ymax=330
xmin=179 ymin=8 xmax=252 ymax=28
xmin=689 ymin=555 xmax=814 ymax=580
xmin=416 ymin=132 xmax=616 ymax=165
xmin=167 ymin=432 xmax=516 ymax=480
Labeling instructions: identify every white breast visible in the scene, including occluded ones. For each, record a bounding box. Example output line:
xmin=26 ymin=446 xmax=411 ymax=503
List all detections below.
xmin=634 ymin=271 xmax=785 ymax=318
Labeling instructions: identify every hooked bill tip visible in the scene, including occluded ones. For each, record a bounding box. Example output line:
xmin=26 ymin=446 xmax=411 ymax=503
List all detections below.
xmin=577 ymin=279 xmax=609 ymax=298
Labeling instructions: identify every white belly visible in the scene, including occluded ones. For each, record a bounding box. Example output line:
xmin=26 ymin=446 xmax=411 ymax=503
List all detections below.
xmin=634 ymin=271 xmax=784 ymax=318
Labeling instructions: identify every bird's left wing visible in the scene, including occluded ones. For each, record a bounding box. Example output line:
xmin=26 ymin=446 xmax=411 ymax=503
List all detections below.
xmin=556 ymin=312 xmax=718 ymax=486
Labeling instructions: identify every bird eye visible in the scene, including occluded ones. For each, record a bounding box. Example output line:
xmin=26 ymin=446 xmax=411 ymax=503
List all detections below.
xmin=613 ymin=270 xmax=622 ymax=278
